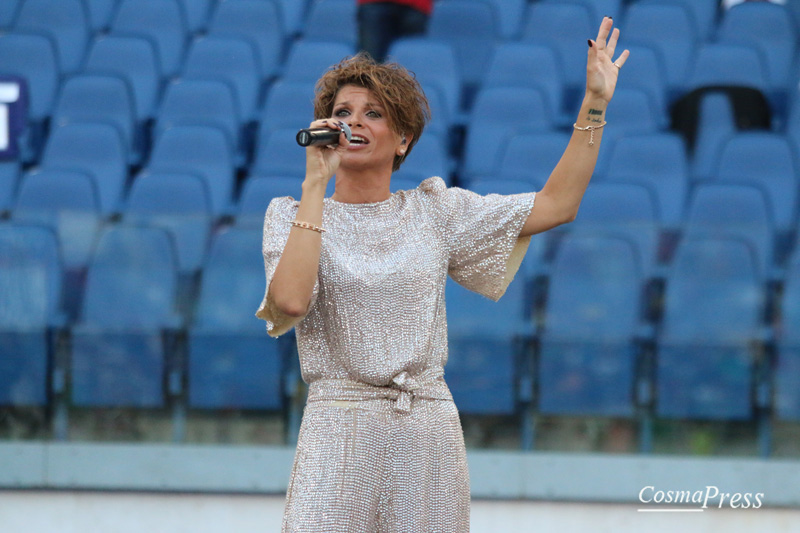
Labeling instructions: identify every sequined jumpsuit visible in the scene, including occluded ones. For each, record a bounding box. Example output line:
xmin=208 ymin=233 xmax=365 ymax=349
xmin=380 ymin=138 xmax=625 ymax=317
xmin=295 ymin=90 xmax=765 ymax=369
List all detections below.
xmin=257 ymin=177 xmax=536 ymax=533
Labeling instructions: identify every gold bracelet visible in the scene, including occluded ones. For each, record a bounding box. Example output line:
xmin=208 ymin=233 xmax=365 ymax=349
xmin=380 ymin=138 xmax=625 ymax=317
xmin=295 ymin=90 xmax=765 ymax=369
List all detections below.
xmin=291 ymin=220 xmax=325 ymax=233
xmin=573 ymin=121 xmax=607 ymax=146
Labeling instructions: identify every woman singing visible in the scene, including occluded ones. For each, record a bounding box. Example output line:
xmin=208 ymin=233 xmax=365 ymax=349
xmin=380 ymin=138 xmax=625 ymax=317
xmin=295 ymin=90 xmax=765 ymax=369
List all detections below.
xmin=257 ymin=16 xmax=628 ymax=533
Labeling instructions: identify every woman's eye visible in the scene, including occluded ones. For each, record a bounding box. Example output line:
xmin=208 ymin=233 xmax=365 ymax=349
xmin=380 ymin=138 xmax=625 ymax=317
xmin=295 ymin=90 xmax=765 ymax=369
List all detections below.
xmin=334 ymin=109 xmax=349 ymax=117
xmin=367 ymin=110 xmax=381 ymax=118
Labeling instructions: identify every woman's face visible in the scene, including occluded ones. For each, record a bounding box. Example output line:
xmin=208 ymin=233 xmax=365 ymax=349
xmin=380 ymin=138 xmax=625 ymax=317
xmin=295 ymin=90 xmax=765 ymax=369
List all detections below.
xmin=331 ymin=84 xmax=405 ymax=173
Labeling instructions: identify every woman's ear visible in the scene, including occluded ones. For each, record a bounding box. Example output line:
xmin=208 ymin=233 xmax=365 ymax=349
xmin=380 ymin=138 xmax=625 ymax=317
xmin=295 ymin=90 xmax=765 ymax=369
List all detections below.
xmin=397 ymin=133 xmax=412 ymax=155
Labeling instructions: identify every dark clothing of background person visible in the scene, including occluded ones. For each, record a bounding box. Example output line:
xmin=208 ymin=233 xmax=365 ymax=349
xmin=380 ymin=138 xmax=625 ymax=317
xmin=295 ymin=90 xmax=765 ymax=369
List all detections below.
xmin=357 ymin=0 xmax=433 ymax=62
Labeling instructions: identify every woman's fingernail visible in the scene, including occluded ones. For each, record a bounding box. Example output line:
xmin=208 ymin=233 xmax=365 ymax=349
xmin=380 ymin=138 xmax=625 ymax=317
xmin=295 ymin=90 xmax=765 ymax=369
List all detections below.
xmin=588 ymin=39 xmax=593 ymax=47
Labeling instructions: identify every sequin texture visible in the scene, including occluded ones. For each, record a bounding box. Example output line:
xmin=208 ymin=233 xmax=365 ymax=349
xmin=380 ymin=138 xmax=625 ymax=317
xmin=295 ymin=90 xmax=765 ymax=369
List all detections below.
xmin=257 ymin=177 xmax=535 ymax=532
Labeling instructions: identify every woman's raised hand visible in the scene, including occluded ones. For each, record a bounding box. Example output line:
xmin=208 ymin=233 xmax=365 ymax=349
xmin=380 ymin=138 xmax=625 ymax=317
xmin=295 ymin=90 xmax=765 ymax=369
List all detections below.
xmin=586 ymin=16 xmax=629 ymax=103
xmin=304 ymin=119 xmax=350 ymax=185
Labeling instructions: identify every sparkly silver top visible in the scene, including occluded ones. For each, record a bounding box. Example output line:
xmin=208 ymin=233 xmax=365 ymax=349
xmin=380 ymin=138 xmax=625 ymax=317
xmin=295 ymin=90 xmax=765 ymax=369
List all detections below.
xmin=256 ymin=176 xmax=536 ymax=389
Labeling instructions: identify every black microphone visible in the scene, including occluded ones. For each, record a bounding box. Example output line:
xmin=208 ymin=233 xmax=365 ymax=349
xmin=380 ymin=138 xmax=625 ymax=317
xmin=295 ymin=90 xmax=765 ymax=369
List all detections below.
xmin=296 ymin=122 xmax=352 ymax=147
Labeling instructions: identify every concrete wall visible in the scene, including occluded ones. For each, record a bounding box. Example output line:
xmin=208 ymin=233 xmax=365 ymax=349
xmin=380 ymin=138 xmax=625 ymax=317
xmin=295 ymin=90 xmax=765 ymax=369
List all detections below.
xmin=2 ymin=491 xmax=800 ymax=533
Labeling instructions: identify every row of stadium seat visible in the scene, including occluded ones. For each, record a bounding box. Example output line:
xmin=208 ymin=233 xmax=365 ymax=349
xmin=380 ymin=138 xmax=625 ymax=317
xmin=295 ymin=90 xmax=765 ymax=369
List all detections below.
xmin=2 ymin=0 xmax=800 ymax=451
xmin=2 ymin=220 xmax=799 ymax=442
xmin=2 ymin=123 xmax=798 ymax=262
xmin=2 ymin=0 xmax=800 ymax=156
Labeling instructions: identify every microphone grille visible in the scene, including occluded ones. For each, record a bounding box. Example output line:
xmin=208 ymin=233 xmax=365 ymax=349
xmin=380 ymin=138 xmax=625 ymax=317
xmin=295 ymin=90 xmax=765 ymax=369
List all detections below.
xmin=340 ymin=122 xmax=352 ymax=142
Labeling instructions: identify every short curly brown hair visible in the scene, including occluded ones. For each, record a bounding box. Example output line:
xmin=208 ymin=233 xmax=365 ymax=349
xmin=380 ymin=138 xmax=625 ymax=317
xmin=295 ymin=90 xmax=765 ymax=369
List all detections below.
xmin=313 ymin=53 xmax=431 ymax=172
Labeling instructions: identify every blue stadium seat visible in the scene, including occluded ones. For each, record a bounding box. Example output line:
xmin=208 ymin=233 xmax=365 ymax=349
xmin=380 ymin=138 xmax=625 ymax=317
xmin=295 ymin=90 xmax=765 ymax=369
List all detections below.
xmin=0 ymin=222 xmax=62 ymax=406
xmin=461 ymin=87 xmax=552 ymax=179
xmin=595 ymin=88 xmax=662 ymax=177
xmin=183 ymin=36 xmax=262 ymax=122
xmin=84 ymin=0 xmax=120 ymax=33
xmin=177 ymin=0 xmax=215 ymax=33
xmin=788 ymin=0 xmax=800 ymax=33
xmin=252 ymin=127 xmax=308 ymax=178
xmin=71 ymin=225 xmax=181 ymax=407
xmin=428 ymin=0 xmax=500 ymax=93
xmin=604 ymin=88 xmax=661 ymax=135
xmin=111 ymin=0 xmax=188 ymax=77
xmin=386 ymin=38 xmax=462 ymax=119
xmin=543 ymin=0 xmax=621 ymax=22
xmin=51 ymin=74 xmax=138 ymax=164
xmin=683 ymin=183 xmax=774 ymax=279
xmin=389 ymin=178 xmax=420 ymax=194
xmin=13 ymin=169 xmax=101 ymax=271
xmin=467 ymin=179 xmax=532 ymax=197
xmin=188 ymin=228 xmax=286 ymax=410
xmin=717 ymin=3 xmax=797 ymax=91
xmin=483 ymin=43 xmax=565 ymax=126
xmin=303 ymin=0 xmax=357 ymax=47
xmin=687 ymin=44 xmax=769 ymax=95
xmin=483 ymin=0 xmax=526 ymax=39
xmin=259 ymin=81 xmax=316 ymax=134
xmin=0 ymin=34 xmax=59 ymax=123
xmin=41 ymin=123 xmax=127 ymax=215
xmin=604 ymin=133 xmax=690 ymax=230
xmin=714 ymin=133 xmax=797 ymax=234
xmin=0 ymin=0 xmax=20 ymax=28
xmin=490 ymin=131 xmax=571 ymax=190
xmin=622 ymin=3 xmax=696 ymax=95
xmin=615 ymin=44 xmax=669 ymax=128
xmin=689 ymin=92 xmax=737 ymax=181
xmin=237 ymin=175 xmax=303 ymax=228
xmin=282 ymin=40 xmax=356 ymax=83
xmin=567 ymin=182 xmax=660 ymax=277
xmin=124 ymin=172 xmax=213 ymax=274
xmin=155 ymin=79 xmax=241 ymax=156
xmin=392 ymin=132 xmax=450 ymax=185
xmin=538 ymin=233 xmax=643 ymax=416
xmin=83 ymin=36 xmax=161 ymax=122
xmin=13 ymin=0 xmax=89 ymax=74
xmin=790 ymin=93 xmax=800 ymax=159
xmin=657 ymin=237 xmax=764 ymax=420
xmin=208 ymin=0 xmax=285 ymax=79
xmin=148 ymin=126 xmax=235 ymax=216
xmin=776 ymin=253 xmax=800 ymax=420
xmin=520 ymin=2 xmax=594 ymax=107
xmin=445 ymin=277 xmax=531 ymax=416
xmin=639 ymin=0 xmax=718 ymax=40
xmin=0 ymin=161 xmax=20 ymax=212
xmin=419 ymin=82 xmax=451 ymax=139
xmin=274 ymin=0 xmax=309 ymax=37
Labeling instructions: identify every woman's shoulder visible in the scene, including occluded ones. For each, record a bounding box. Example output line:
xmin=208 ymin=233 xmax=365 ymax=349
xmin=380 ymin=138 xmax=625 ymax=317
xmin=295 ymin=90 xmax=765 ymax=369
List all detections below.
xmin=263 ymin=195 xmax=299 ymax=226
xmin=417 ymin=176 xmax=448 ymax=195
xmin=400 ymin=176 xmax=449 ymax=204
xmin=266 ymin=195 xmax=299 ymax=214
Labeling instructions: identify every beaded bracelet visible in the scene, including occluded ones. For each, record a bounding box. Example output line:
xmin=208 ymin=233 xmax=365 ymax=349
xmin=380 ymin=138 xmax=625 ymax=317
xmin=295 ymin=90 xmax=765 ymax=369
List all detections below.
xmin=291 ymin=220 xmax=325 ymax=233
xmin=573 ymin=121 xmax=607 ymax=146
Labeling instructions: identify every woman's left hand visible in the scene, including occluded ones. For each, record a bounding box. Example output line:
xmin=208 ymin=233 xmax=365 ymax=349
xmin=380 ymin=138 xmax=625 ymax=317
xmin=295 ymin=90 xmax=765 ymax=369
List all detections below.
xmin=586 ymin=16 xmax=629 ymax=103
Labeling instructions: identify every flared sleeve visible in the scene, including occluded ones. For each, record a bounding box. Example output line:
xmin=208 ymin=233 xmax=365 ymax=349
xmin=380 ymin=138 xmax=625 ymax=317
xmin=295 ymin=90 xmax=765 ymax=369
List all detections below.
xmin=255 ymin=197 xmax=320 ymax=337
xmin=420 ymin=177 xmax=536 ymax=301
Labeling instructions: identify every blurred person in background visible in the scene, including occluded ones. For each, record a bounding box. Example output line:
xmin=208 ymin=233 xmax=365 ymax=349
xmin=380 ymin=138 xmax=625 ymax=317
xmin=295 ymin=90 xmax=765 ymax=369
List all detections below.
xmin=258 ymin=16 xmax=628 ymax=533
xmin=357 ymin=0 xmax=433 ymax=62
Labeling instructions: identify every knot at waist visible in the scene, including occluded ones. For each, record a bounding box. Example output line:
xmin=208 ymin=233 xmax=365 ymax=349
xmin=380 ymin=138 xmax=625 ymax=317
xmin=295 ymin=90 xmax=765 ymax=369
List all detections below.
xmin=307 ymin=369 xmax=452 ymax=413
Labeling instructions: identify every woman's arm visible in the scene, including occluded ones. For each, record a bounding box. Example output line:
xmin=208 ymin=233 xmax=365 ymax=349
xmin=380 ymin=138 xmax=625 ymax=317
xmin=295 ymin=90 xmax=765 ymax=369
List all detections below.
xmin=268 ymin=120 xmax=348 ymax=317
xmin=520 ymin=16 xmax=629 ymax=237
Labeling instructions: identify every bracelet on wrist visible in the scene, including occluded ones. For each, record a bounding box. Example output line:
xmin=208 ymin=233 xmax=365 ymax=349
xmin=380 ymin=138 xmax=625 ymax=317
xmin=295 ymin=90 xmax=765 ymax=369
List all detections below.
xmin=291 ymin=220 xmax=325 ymax=233
xmin=573 ymin=121 xmax=607 ymax=146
